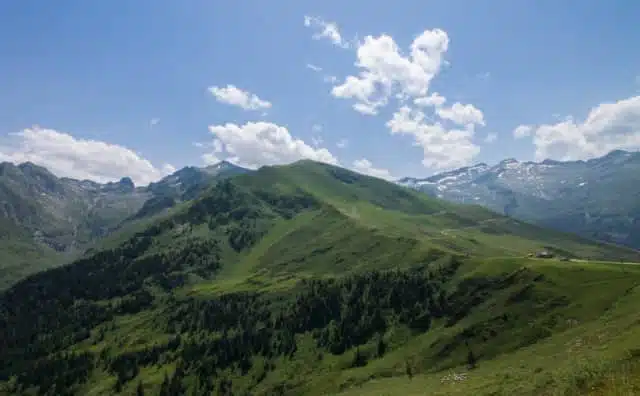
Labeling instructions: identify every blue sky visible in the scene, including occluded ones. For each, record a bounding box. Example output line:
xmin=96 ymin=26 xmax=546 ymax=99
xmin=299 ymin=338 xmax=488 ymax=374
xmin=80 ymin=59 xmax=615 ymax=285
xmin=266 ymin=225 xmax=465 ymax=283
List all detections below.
xmin=1 ymin=0 xmax=639 ymax=184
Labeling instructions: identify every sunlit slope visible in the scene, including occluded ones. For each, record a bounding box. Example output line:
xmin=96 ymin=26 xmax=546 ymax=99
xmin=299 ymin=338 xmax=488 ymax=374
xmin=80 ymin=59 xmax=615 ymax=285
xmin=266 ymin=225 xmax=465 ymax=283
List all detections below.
xmin=2 ymin=160 xmax=639 ymax=396
xmin=222 ymin=160 xmax=640 ymax=267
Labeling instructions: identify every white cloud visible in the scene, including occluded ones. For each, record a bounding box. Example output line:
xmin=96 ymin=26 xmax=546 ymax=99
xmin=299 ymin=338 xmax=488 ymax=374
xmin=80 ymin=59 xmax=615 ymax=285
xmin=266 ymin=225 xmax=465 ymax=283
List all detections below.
xmin=513 ymin=125 xmax=533 ymax=139
xmin=352 ymin=159 xmax=393 ymax=180
xmin=0 ymin=126 xmax=175 ymax=185
xmin=353 ymin=102 xmax=379 ymax=115
xmin=306 ymin=63 xmax=340 ymax=85
xmin=322 ymin=24 xmax=485 ymax=171
xmin=517 ymin=96 xmax=640 ymax=161
xmin=477 ymin=71 xmax=491 ymax=80
xmin=331 ymin=29 xmax=449 ymax=115
xmin=149 ymin=118 xmax=160 ymax=127
xmin=387 ymin=106 xmax=480 ymax=169
xmin=312 ymin=124 xmax=323 ymax=133
xmin=204 ymin=121 xmax=338 ymax=169
xmin=304 ymin=15 xmax=349 ymax=48
xmin=436 ymin=102 xmax=485 ymax=127
xmin=484 ymin=132 xmax=498 ymax=143
xmin=208 ymin=85 xmax=272 ymax=111
xmin=336 ymin=139 xmax=348 ymax=149
xmin=202 ymin=153 xmax=221 ymax=165
xmin=414 ymin=92 xmax=446 ymax=107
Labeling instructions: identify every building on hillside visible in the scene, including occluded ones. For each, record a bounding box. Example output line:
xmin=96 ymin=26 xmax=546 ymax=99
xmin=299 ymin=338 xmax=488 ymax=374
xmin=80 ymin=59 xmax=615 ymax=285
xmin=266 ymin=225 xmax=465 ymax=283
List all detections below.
xmin=535 ymin=250 xmax=554 ymax=259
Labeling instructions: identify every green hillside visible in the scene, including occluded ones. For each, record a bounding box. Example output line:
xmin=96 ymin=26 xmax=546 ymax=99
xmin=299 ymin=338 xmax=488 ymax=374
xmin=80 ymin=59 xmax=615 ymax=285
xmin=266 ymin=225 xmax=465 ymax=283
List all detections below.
xmin=1 ymin=161 xmax=639 ymax=396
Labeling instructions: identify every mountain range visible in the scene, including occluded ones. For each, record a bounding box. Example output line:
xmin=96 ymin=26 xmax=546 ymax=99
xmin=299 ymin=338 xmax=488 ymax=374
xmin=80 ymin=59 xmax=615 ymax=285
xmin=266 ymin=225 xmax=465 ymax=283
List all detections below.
xmin=3 ymin=149 xmax=640 ymax=289
xmin=398 ymin=149 xmax=640 ymax=249
xmin=1 ymin=159 xmax=640 ymax=395
xmin=0 ymin=160 xmax=248 ymax=289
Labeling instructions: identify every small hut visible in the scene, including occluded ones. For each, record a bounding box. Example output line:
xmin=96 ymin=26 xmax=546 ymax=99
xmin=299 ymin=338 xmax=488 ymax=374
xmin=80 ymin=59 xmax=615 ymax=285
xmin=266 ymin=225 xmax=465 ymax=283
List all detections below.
xmin=535 ymin=250 xmax=554 ymax=259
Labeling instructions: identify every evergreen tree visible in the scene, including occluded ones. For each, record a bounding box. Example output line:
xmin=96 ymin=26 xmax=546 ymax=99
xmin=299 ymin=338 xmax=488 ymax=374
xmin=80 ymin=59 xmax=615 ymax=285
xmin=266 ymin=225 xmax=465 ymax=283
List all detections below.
xmin=405 ymin=359 xmax=413 ymax=380
xmin=376 ymin=335 xmax=387 ymax=357
xmin=136 ymin=380 xmax=145 ymax=396
xmin=465 ymin=341 xmax=477 ymax=369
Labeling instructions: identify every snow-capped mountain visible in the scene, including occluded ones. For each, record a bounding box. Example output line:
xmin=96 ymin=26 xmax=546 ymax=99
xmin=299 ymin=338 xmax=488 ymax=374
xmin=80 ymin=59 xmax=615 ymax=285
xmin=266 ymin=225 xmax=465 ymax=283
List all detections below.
xmin=398 ymin=150 xmax=640 ymax=249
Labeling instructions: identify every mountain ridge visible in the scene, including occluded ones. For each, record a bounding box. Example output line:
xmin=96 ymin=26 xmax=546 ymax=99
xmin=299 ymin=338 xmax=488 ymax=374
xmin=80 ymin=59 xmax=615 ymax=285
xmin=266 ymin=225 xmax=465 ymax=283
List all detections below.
xmin=0 ymin=159 xmax=250 ymax=289
xmin=398 ymin=149 xmax=640 ymax=249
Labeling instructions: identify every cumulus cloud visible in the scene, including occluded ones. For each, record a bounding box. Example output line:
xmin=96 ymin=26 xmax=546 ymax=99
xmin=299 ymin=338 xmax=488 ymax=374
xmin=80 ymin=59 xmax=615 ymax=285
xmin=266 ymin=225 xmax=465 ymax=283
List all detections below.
xmin=513 ymin=125 xmax=533 ymax=139
xmin=516 ymin=96 xmax=640 ymax=161
xmin=0 ymin=126 xmax=175 ymax=185
xmin=304 ymin=15 xmax=349 ymax=48
xmin=436 ymin=102 xmax=485 ymax=127
xmin=331 ymin=29 xmax=449 ymax=115
xmin=208 ymin=85 xmax=272 ymax=111
xmin=203 ymin=121 xmax=338 ymax=169
xmin=414 ymin=92 xmax=446 ymax=108
xmin=319 ymin=24 xmax=484 ymax=170
xmin=352 ymin=158 xmax=393 ymax=180
xmin=387 ymin=106 xmax=480 ymax=169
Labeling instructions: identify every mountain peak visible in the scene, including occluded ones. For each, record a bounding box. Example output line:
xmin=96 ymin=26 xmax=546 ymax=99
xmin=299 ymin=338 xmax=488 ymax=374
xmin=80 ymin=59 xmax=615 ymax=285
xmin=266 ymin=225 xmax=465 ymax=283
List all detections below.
xmin=119 ymin=177 xmax=135 ymax=188
xmin=17 ymin=161 xmax=55 ymax=176
xmin=499 ymin=158 xmax=519 ymax=165
xmin=204 ymin=160 xmax=236 ymax=171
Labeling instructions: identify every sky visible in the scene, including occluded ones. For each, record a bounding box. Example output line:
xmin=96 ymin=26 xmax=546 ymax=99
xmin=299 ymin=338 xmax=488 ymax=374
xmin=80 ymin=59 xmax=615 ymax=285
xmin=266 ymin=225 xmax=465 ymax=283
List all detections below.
xmin=1 ymin=0 xmax=639 ymax=185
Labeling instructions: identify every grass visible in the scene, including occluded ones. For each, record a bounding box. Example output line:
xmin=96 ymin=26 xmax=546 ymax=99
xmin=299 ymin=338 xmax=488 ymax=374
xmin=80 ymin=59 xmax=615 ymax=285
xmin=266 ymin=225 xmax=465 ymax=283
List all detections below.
xmin=65 ymin=256 xmax=640 ymax=395
xmin=334 ymin=258 xmax=640 ymax=396
xmin=0 ymin=218 xmax=67 ymax=290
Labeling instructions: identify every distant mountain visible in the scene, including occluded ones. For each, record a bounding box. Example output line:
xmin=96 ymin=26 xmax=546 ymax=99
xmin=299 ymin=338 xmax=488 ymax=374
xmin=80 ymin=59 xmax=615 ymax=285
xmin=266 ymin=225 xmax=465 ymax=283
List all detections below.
xmin=398 ymin=149 xmax=640 ymax=248
xmin=0 ymin=160 xmax=250 ymax=288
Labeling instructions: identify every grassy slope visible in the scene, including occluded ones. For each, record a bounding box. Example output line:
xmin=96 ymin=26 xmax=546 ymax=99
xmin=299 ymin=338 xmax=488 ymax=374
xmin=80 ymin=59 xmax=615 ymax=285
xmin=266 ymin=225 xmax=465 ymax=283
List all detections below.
xmin=2 ymin=161 xmax=640 ymax=395
xmin=0 ymin=218 xmax=66 ymax=291
xmin=338 ymin=259 xmax=640 ymax=396
xmin=229 ymin=161 xmax=638 ymax=262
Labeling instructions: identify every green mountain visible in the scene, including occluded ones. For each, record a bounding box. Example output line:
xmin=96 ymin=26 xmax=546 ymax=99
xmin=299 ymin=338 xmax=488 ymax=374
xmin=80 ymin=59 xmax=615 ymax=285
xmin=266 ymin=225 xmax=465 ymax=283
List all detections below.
xmin=1 ymin=161 xmax=639 ymax=396
xmin=0 ymin=160 xmax=249 ymax=289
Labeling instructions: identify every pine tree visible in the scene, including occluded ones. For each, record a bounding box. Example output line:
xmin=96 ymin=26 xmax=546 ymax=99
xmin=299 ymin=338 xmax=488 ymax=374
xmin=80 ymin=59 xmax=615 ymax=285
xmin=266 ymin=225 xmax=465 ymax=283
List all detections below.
xmin=466 ymin=341 xmax=477 ymax=369
xmin=405 ymin=359 xmax=413 ymax=380
xmin=376 ymin=335 xmax=387 ymax=357
xmin=136 ymin=380 xmax=145 ymax=396
xmin=159 ymin=372 xmax=170 ymax=396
